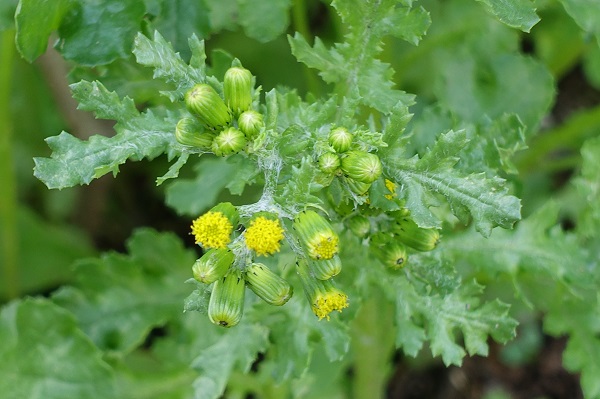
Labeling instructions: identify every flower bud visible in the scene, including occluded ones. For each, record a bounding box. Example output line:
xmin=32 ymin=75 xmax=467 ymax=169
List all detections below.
xmin=245 ymin=263 xmax=293 ymax=306
xmin=341 ymin=151 xmax=382 ymax=183
xmin=375 ymin=241 xmax=408 ymax=270
xmin=238 ymin=110 xmax=264 ymax=138
xmin=211 ymin=127 xmax=247 ymax=156
xmin=309 ymin=255 xmax=342 ymax=280
xmin=192 ymin=248 xmax=235 ymax=284
xmin=224 ymin=67 xmax=253 ymax=116
xmin=394 ymin=217 xmax=440 ymax=252
xmin=345 ymin=215 xmax=370 ymax=238
xmin=185 ymin=84 xmax=232 ymax=130
xmin=318 ymin=152 xmax=341 ymax=174
xmin=293 ymin=210 xmax=339 ymax=260
xmin=296 ymin=260 xmax=348 ymax=320
xmin=175 ymin=118 xmax=215 ymax=149
xmin=208 ymin=269 xmax=245 ymax=327
xmin=328 ymin=127 xmax=353 ymax=153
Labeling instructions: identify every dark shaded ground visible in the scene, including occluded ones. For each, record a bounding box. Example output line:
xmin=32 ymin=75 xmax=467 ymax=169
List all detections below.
xmin=387 ymin=337 xmax=583 ymax=399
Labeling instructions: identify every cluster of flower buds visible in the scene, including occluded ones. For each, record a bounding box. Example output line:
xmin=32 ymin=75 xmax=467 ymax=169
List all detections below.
xmin=190 ymin=204 xmax=348 ymax=326
xmin=176 ymin=64 xmax=265 ymax=155
xmin=316 ymin=127 xmax=383 ymax=196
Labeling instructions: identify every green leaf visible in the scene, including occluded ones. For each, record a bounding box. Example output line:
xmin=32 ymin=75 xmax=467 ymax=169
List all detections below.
xmin=15 ymin=0 xmax=75 ymax=62
xmin=237 ymin=0 xmax=292 ymax=43
xmin=559 ymin=0 xmax=600 ymax=46
xmin=474 ymin=0 xmax=540 ymax=32
xmin=33 ymin=80 xmax=177 ymax=189
xmin=150 ymin=0 xmax=211 ymax=60
xmin=52 ymin=229 xmax=196 ymax=353
xmin=0 ymin=298 xmax=116 ymax=399
xmin=56 ymin=0 xmax=145 ymax=65
xmin=191 ymin=323 xmax=270 ymax=399
xmin=0 ymin=0 xmax=17 ymax=31
xmin=133 ymin=31 xmax=206 ymax=102
xmin=394 ymin=278 xmax=516 ymax=366
xmin=0 ymin=206 xmax=95 ymax=300
xmin=385 ymin=130 xmax=522 ymax=235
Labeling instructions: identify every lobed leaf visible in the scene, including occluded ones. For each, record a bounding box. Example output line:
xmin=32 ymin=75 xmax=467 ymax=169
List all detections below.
xmin=52 ymin=229 xmax=196 ymax=354
xmin=0 ymin=298 xmax=116 ymax=399
xmin=474 ymin=0 xmax=540 ymax=32
xmin=57 ymin=0 xmax=145 ymax=65
xmin=33 ymin=81 xmax=178 ymax=189
xmin=191 ymin=324 xmax=270 ymax=399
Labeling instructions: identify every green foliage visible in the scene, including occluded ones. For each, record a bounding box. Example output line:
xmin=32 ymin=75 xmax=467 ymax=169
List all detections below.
xmin=5 ymin=0 xmax=600 ymax=398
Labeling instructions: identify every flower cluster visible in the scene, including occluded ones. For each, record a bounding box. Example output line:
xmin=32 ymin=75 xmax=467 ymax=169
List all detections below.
xmin=181 ymin=64 xmax=440 ymax=328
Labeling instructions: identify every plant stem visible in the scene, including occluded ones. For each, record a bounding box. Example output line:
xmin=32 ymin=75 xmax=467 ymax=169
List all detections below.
xmin=291 ymin=0 xmax=321 ymax=96
xmin=0 ymin=29 xmax=18 ymax=300
xmin=350 ymin=293 xmax=395 ymax=399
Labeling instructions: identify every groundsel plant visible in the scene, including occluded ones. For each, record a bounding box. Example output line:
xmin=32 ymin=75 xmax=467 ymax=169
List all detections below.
xmin=18 ymin=0 xmax=600 ymax=397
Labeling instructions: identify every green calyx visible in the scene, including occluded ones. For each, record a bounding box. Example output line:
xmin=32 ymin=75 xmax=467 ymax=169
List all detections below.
xmin=238 ymin=110 xmax=264 ymax=138
xmin=208 ymin=269 xmax=246 ymax=328
xmin=341 ymin=151 xmax=383 ymax=184
xmin=175 ymin=117 xmax=214 ymax=149
xmin=185 ymin=83 xmax=232 ymax=130
xmin=192 ymin=248 xmax=235 ymax=284
xmin=212 ymin=127 xmax=247 ymax=156
xmin=393 ymin=216 xmax=440 ymax=252
xmin=329 ymin=127 xmax=353 ymax=153
xmin=224 ymin=66 xmax=253 ymax=116
xmin=244 ymin=263 xmax=293 ymax=306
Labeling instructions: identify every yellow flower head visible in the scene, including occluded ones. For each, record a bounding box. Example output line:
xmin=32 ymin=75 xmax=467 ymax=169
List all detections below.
xmin=297 ymin=260 xmax=349 ymax=321
xmin=244 ymin=216 xmax=285 ymax=256
xmin=312 ymin=289 xmax=349 ymax=320
xmin=191 ymin=211 xmax=233 ymax=249
xmin=384 ymin=179 xmax=397 ymax=200
xmin=306 ymin=232 xmax=339 ymax=260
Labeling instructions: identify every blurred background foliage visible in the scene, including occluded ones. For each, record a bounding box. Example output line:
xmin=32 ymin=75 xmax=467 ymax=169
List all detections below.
xmin=1 ymin=0 xmax=600 ymax=398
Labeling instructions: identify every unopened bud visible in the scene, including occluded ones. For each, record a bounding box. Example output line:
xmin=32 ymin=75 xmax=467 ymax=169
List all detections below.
xmin=328 ymin=127 xmax=353 ymax=153
xmin=185 ymin=84 xmax=232 ymax=130
xmin=376 ymin=241 xmax=408 ymax=270
xmin=341 ymin=151 xmax=382 ymax=184
xmin=192 ymin=249 xmax=235 ymax=284
xmin=318 ymin=152 xmax=341 ymax=174
xmin=212 ymin=127 xmax=247 ymax=156
xmin=394 ymin=217 xmax=440 ymax=252
xmin=238 ymin=110 xmax=264 ymax=138
xmin=245 ymin=263 xmax=293 ymax=306
xmin=309 ymin=255 xmax=342 ymax=280
xmin=345 ymin=215 xmax=371 ymax=238
xmin=175 ymin=118 xmax=214 ymax=149
xmin=293 ymin=210 xmax=339 ymax=260
xmin=208 ymin=269 xmax=245 ymax=328
xmin=224 ymin=67 xmax=253 ymax=116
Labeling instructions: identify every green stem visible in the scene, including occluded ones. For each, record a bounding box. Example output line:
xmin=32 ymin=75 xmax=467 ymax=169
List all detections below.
xmin=0 ymin=29 xmax=18 ymax=300
xmin=350 ymin=294 xmax=395 ymax=399
xmin=291 ymin=0 xmax=321 ymax=97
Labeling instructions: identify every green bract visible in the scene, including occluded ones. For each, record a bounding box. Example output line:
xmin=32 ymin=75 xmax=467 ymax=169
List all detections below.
xmin=208 ymin=269 xmax=246 ymax=328
xmin=192 ymin=248 xmax=235 ymax=284
xmin=212 ymin=127 xmax=247 ymax=156
xmin=244 ymin=263 xmax=293 ymax=306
